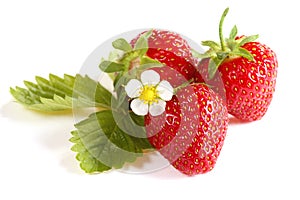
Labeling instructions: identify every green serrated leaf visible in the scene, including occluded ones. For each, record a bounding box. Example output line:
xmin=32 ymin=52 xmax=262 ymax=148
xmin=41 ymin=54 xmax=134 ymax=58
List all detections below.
xmin=127 ymin=113 xmax=153 ymax=149
xmin=116 ymin=90 xmax=127 ymax=108
xmin=10 ymin=74 xmax=113 ymax=112
xmin=10 ymin=87 xmax=39 ymax=105
xmin=99 ymin=61 xmax=125 ymax=73
xmin=73 ymin=74 xmax=112 ymax=108
xmin=71 ymin=110 xmax=151 ymax=173
xmin=112 ymin=38 xmax=133 ymax=52
xmin=70 ymin=130 xmax=111 ymax=173
xmin=27 ymin=95 xmax=73 ymax=111
xmin=112 ymin=99 xmax=145 ymax=139
xmin=24 ymin=80 xmax=53 ymax=99
xmin=49 ymin=74 xmax=74 ymax=96
xmin=229 ymin=25 xmax=238 ymax=40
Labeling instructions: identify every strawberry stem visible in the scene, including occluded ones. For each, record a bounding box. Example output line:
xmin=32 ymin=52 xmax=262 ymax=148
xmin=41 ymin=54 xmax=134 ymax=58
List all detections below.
xmin=219 ymin=7 xmax=229 ymax=51
xmin=195 ymin=7 xmax=259 ymax=79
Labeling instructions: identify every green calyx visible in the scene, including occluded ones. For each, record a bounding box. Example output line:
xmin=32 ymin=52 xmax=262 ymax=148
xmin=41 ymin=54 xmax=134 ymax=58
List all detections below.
xmin=99 ymin=29 xmax=164 ymax=110
xmin=99 ymin=30 xmax=163 ymax=84
xmin=195 ymin=7 xmax=259 ymax=79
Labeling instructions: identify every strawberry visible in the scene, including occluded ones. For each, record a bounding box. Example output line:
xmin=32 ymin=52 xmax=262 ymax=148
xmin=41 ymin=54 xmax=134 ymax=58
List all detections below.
xmin=145 ymin=83 xmax=228 ymax=176
xmin=130 ymin=29 xmax=202 ymax=86
xmin=195 ymin=8 xmax=278 ymax=121
xmin=100 ymin=29 xmax=203 ymax=89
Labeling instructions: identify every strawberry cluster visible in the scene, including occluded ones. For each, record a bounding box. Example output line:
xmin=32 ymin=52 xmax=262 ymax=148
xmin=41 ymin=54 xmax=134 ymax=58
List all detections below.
xmin=9 ymin=8 xmax=278 ymax=176
xmin=120 ymin=8 xmax=277 ymax=176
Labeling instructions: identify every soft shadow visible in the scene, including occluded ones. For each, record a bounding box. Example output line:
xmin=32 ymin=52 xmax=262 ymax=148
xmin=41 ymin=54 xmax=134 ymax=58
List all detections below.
xmin=120 ymin=162 xmax=187 ymax=180
xmin=121 ymin=152 xmax=153 ymax=170
xmin=120 ymin=151 xmax=187 ymax=179
xmin=34 ymin=120 xmax=81 ymax=174
xmin=60 ymin=151 xmax=84 ymax=174
xmin=120 ymin=151 xmax=167 ymax=174
xmin=0 ymin=101 xmax=72 ymax=121
xmin=0 ymin=101 xmax=200 ymax=178
xmin=0 ymin=101 xmax=82 ymax=174
xmin=147 ymin=165 xmax=188 ymax=180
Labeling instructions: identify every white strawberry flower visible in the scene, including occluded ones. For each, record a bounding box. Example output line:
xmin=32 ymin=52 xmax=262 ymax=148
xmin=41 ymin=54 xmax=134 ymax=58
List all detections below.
xmin=125 ymin=70 xmax=174 ymax=116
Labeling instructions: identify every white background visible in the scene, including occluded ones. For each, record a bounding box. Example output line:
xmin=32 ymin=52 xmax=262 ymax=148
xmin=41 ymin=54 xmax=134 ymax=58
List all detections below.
xmin=0 ymin=0 xmax=299 ymax=199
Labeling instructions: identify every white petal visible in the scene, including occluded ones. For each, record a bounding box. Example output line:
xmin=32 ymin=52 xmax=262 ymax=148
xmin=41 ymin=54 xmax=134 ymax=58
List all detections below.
xmin=130 ymin=99 xmax=149 ymax=116
xmin=149 ymin=100 xmax=166 ymax=116
xmin=125 ymin=79 xmax=142 ymax=98
xmin=141 ymin=70 xmax=160 ymax=85
xmin=157 ymin=80 xmax=174 ymax=101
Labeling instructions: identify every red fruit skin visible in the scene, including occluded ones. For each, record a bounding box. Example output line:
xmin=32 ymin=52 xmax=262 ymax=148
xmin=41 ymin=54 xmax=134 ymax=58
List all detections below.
xmin=131 ymin=29 xmax=202 ymax=86
xmin=197 ymin=41 xmax=278 ymax=121
xmin=145 ymin=84 xmax=228 ymax=176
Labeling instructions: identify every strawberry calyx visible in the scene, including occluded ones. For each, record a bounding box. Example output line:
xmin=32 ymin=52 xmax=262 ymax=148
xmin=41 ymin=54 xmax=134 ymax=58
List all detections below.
xmin=194 ymin=7 xmax=259 ymax=79
xmin=99 ymin=30 xmax=164 ymax=85
xmin=98 ymin=30 xmax=167 ymax=113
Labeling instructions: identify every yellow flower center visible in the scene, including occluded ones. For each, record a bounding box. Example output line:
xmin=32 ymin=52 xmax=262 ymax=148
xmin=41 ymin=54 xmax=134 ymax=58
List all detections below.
xmin=139 ymin=85 xmax=158 ymax=104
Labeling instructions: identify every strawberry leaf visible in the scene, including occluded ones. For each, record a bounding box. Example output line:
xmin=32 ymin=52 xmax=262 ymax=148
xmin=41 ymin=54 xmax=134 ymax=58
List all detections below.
xmin=70 ymin=110 xmax=152 ymax=173
xmin=70 ymin=130 xmax=111 ymax=173
xmin=29 ymin=95 xmax=73 ymax=111
xmin=72 ymin=74 xmax=112 ymax=107
xmin=10 ymin=74 xmax=112 ymax=112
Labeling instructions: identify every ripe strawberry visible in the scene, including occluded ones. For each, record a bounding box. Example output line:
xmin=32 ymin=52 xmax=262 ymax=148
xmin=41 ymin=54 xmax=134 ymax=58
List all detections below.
xmin=145 ymin=83 xmax=228 ymax=176
xmin=195 ymin=8 xmax=278 ymax=121
xmin=130 ymin=29 xmax=202 ymax=86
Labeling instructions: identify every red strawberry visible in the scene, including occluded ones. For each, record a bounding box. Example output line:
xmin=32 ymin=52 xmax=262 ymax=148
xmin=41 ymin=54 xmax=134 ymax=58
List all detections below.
xmin=145 ymin=83 xmax=228 ymax=176
xmin=195 ymin=8 xmax=278 ymax=121
xmin=130 ymin=29 xmax=203 ymax=86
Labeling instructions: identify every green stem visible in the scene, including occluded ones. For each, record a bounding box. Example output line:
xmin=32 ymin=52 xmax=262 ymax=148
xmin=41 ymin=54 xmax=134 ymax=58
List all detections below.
xmin=219 ymin=7 xmax=229 ymax=51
